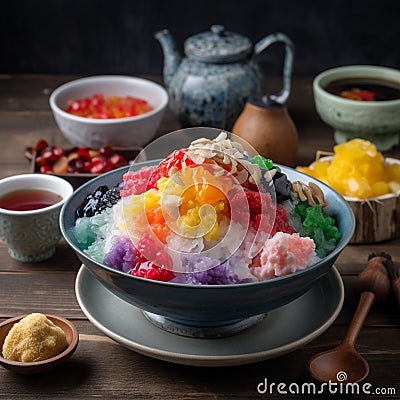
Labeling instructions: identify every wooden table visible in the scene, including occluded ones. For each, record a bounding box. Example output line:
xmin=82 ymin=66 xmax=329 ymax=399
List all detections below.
xmin=0 ymin=75 xmax=399 ymax=399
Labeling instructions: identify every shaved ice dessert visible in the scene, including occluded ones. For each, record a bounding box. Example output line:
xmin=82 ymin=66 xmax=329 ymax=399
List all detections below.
xmin=74 ymin=133 xmax=341 ymax=285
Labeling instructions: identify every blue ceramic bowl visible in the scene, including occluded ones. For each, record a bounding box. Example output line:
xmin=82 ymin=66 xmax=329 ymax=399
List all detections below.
xmin=60 ymin=161 xmax=354 ymax=324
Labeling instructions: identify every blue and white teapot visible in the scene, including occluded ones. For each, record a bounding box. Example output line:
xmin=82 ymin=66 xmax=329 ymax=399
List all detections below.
xmin=155 ymin=25 xmax=294 ymax=130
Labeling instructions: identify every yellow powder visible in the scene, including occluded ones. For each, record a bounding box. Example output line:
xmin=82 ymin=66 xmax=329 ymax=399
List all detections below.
xmin=2 ymin=313 xmax=68 ymax=362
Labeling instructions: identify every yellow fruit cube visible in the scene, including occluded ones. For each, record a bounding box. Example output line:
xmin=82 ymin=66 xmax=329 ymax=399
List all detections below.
xmin=346 ymin=177 xmax=373 ymax=198
xmin=386 ymin=163 xmax=400 ymax=182
xmin=372 ymin=181 xmax=390 ymax=197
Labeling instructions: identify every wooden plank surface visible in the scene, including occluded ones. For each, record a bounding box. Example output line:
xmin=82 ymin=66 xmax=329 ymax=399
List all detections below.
xmin=0 ymin=323 xmax=399 ymax=399
xmin=0 ymin=75 xmax=399 ymax=400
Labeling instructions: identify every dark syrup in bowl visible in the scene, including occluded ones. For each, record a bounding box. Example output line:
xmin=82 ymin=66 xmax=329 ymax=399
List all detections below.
xmin=325 ymin=77 xmax=400 ymax=101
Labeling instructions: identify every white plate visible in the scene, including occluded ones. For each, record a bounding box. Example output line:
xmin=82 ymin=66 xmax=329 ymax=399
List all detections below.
xmin=75 ymin=265 xmax=344 ymax=367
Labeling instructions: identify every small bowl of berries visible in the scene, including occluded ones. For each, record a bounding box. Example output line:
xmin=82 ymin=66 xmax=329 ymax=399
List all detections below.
xmin=26 ymin=139 xmax=146 ymax=189
xmin=49 ymin=75 xmax=169 ymax=148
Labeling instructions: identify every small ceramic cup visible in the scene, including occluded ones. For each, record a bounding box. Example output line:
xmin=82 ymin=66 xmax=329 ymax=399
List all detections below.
xmin=0 ymin=174 xmax=73 ymax=262
xmin=313 ymin=65 xmax=400 ymax=151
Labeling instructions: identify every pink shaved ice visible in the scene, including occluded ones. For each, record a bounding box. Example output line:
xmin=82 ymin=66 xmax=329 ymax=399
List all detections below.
xmin=120 ymin=166 xmax=161 ymax=197
xmin=251 ymin=232 xmax=317 ymax=280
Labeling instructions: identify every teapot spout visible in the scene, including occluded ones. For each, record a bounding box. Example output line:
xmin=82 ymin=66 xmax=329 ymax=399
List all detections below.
xmin=154 ymin=29 xmax=182 ymax=89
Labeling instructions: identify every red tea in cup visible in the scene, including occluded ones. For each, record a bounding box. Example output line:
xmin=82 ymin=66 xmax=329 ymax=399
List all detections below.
xmin=0 ymin=189 xmax=62 ymax=211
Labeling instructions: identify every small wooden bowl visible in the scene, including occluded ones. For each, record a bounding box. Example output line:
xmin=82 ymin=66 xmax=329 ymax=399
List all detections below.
xmin=0 ymin=314 xmax=79 ymax=374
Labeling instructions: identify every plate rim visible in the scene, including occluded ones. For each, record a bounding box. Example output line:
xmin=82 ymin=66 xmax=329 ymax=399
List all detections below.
xmin=75 ymin=265 xmax=344 ymax=367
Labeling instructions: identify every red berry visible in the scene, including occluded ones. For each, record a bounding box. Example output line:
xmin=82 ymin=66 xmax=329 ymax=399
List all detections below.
xmin=91 ymin=93 xmax=104 ymax=107
xmin=103 ymin=159 xmax=115 ymax=172
xmin=91 ymin=156 xmax=103 ymax=164
xmin=108 ymin=153 xmax=125 ymax=166
xmin=53 ymin=147 xmax=64 ymax=158
xmin=99 ymin=145 xmax=113 ymax=157
xmin=80 ymin=98 xmax=91 ymax=110
xmin=35 ymin=139 xmax=49 ymax=152
xmin=68 ymin=157 xmax=86 ymax=173
xmin=83 ymin=161 xmax=92 ymax=172
xmin=40 ymin=148 xmax=58 ymax=165
xmin=40 ymin=165 xmax=53 ymax=173
xmin=90 ymin=160 xmax=106 ymax=174
xmin=77 ymin=147 xmax=91 ymax=161
xmin=71 ymin=101 xmax=80 ymax=111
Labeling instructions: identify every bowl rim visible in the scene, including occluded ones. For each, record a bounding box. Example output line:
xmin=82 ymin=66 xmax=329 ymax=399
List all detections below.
xmin=313 ymin=65 xmax=400 ymax=106
xmin=60 ymin=161 xmax=355 ymax=289
xmin=0 ymin=313 xmax=79 ymax=368
xmin=49 ymin=75 xmax=169 ymax=125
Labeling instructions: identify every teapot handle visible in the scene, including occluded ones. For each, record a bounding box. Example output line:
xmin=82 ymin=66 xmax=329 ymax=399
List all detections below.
xmin=254 ymin=32 xmax=294 ymax=106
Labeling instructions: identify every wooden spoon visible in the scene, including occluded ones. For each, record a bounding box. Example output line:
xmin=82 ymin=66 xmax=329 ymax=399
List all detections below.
xmin=308 ymin=254 xmax=391 ymax=383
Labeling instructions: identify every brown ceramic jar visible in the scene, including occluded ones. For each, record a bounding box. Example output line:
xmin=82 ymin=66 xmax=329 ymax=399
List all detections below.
xmin=232 ymin=102 xmax=299 ymax=167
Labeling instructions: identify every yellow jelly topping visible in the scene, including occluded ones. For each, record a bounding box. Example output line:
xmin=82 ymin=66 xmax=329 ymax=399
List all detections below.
xmin=159 ymin=166 xmax=232 ymax=241
xmin=297 ymin=139 xmax=400 ymax=198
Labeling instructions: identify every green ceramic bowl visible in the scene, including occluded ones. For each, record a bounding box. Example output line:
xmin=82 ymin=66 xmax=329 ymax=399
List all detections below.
xmin=313 ymin=65 xmax=400 ymax=150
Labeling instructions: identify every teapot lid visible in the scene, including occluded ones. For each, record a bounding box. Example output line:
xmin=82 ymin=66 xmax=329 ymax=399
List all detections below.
xmin=184 ymin=25 xmax=253 ymax=63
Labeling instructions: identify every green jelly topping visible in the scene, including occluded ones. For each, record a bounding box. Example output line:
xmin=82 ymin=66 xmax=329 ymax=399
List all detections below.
xmin=294 ymin=201 xmax=341 ymax=258
xmin=85 ymin=240 xmax=106 ymax=263
xmin=250 ymin=155 xmax=281 ymax=172
xmin=74 ymin=208 xmax=114 ymax=251
xmin=74 ymin=217 xmax=97 ymax=249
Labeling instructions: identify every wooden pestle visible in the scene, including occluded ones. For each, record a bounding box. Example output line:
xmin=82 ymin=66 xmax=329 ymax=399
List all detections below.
xmin=391 ymin=269 xmax=400 ymax=309
xmin=356 ymin=253 xmax=391 ymax=304
xmin=368 ymin=252 xmax=400 ymax=309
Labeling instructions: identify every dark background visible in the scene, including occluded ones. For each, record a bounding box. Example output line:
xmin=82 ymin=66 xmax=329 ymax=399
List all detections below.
xmin=1 ymin=0 xmax=399 ymax=77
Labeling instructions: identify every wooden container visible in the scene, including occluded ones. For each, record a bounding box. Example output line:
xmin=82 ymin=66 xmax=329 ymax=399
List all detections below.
xmin=232 ymin=102 xmax=299 ymax=167
xmin=347 ymin=192 xmax=400 ymax=244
